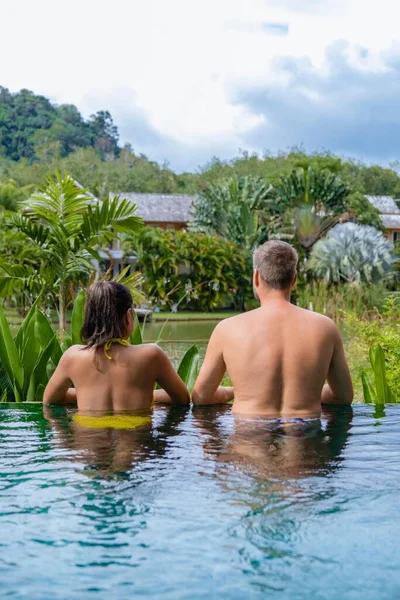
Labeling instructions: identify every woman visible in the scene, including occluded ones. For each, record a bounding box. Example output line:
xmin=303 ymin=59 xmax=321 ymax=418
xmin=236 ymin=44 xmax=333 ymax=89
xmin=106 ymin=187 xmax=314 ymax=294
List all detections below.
xmin=43 ymin=281 xmax=190 ymax=411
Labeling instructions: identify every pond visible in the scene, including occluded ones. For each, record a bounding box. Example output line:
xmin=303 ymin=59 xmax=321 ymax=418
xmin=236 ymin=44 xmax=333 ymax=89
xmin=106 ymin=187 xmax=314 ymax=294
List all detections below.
xmin=0 ymin=403 xmax=399 ymax=599
xmin=142 ymin=318 xmax=218 ymax=344
xmin=142 ymin=319 xmax=219 ymax=364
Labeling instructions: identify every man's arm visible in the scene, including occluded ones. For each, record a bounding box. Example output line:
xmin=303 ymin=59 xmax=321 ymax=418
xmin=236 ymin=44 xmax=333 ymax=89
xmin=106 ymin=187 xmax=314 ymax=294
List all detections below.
xmin=192 ymin=323 xmax=234 ymax=406
xmin=43 ymin=350 xmax=77 ymax=405
xmin=154 ymin=347 xmax=190 ymax=405
xmin=321 ymin=327 xmax=353 ymax=405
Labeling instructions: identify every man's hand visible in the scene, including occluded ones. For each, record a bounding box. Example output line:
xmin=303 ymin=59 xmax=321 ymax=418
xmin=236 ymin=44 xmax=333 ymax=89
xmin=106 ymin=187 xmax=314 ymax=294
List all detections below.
xmin=192 ymin=322 xmax=234 ymax=405
xmin=321 ymin=327 xmax=353 ymax=405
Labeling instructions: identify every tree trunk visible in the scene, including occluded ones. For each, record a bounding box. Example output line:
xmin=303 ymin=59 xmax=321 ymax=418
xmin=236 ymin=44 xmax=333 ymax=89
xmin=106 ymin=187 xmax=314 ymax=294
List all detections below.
xmin=59 ymin=281 xmax=66 ymax=341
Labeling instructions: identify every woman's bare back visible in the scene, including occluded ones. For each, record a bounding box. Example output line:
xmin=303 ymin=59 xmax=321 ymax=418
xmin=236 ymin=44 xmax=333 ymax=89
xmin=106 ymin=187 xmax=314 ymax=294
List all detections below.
xmin=44 ymin=343 xmax=190 ymax=410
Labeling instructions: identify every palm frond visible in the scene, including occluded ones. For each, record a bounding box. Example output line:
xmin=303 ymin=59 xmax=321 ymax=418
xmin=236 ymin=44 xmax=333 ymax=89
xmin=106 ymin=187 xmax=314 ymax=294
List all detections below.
xmin=0 ymin=264 xmax=44 ymax=297
xmin=79 ymin=195 xmax=144 ymax=245
xmin=8 ymin=213 xmax=50 ymax=247
xmin=19 ymin=173 xmax=91 ymax=233
xmin=104 ymin=265 xmax=145 ymax=305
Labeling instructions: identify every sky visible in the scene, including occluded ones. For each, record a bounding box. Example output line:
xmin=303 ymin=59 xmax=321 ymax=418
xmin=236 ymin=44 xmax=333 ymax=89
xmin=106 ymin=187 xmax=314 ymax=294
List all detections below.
xmin=2 ymin=0 xmax=400 ymax=172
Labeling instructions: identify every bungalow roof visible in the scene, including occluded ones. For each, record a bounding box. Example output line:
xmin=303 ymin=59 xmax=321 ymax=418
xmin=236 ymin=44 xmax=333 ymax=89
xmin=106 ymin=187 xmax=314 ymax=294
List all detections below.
xmin=115 ymin=192 xmax=195 ymax=224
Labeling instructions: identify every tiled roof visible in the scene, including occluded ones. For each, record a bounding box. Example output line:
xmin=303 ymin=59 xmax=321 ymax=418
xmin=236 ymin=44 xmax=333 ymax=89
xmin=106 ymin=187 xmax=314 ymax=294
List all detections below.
xmin=115 ymin=192 xmax=195 ymax=223
xmin=366 ymin=195 xmax=400 ymax=214
xmin=380 ymin=214 xmax=400 ymax=229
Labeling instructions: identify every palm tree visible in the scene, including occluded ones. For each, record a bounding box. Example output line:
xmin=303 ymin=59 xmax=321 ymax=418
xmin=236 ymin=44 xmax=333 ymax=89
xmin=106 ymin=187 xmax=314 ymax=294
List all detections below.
xmin=0 ymin=173 xmax=144 ymax=338
xmin=0 ymin=179 xmax=35 ymax=211
xmin=190 ymin=175 xmax=272 ymax=251
xmin=274 ymin=166 xmax=349 ymax=213
xmin=309 ymin=223 xmax=395 ymax=284
xmin=273 ymin=167 xmax=349 ymax=254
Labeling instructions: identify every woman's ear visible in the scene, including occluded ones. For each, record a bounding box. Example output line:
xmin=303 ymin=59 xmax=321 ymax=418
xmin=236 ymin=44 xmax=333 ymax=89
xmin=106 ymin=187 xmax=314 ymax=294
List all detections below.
xmin=125 ymin=307 xmax=134 ymax=336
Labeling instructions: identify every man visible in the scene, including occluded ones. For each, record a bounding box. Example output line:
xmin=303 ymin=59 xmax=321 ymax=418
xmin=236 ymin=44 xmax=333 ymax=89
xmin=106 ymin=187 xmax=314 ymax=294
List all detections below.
xmin=192 ymin=240 xmax=353 ymax=417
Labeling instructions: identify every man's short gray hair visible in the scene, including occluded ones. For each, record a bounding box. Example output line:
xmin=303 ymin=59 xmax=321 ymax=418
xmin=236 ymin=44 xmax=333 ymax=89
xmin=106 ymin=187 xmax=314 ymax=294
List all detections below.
xmin=253 ymin=240 xmax=298 ymax=290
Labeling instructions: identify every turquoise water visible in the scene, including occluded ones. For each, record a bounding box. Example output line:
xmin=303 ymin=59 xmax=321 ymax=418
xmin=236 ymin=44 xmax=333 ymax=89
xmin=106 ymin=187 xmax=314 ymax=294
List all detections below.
xmin=0 ymin=404 xmax=400 ymax=599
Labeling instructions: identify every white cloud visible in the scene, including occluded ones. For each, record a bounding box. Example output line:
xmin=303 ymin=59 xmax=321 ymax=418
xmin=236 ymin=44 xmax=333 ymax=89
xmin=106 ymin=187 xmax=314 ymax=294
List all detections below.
xmin=1 ymin=0 xmax=400 ymax=169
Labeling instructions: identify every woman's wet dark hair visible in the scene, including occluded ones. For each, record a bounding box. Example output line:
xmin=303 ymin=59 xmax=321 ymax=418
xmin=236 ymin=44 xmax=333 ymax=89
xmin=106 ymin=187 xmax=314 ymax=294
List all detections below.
xmin=81 ymin=281 xmax=133 ymax=349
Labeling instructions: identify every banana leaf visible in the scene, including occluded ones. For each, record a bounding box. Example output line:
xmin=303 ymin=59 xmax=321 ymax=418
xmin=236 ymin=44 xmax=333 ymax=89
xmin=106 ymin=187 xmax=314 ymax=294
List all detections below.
xmin=21 ymin=316 xmax=41 ymax=396
xmin=361 ymin=371 xmax=376 ymax=404
xmin=31 ymin=308 xmax=63 ymax=365
xmin=26 ymin=336 xmax=56 ymax=401
xmin=0 ymin=358 xmax=13 ymax=402
xmin=35 ymin=384 xmax=46 ymax=402
xmin=372 ymin=344 xmax=394 ymax=404
xmin=177 ymin=345 xmax=200 ymax=392
xmin=0 ymin=303 xmax=23 ymax=400
xmin=130 ymin=309 xmax=143 ymax=345
xmin=71 ymin=289 xmax=86 ymax=345
xmin=61 ymin=331 xmax=73 ymax=353
xmin=34 ymin=308 xmax=56 ymax=351
xmin=14 ymin=296 xmax=41 ymax=353
xmin=46 ymin=359 xmax=57 ymax=381
xmin=369 ymin=346 xmax=377 ymax=370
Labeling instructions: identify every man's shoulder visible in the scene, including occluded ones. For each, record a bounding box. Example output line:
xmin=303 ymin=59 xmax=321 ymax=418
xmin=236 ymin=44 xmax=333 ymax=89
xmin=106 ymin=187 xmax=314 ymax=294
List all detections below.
xmin=295 ymin=306 xmax=338 ymax=333
xmin=213 ymin=312 xmax=252 ymax=332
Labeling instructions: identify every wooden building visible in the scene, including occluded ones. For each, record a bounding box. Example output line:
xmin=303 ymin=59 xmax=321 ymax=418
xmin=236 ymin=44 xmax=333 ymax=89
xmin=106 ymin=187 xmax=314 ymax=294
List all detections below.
xmin=366 ymin=195 xmax=400 ymax=243
xmin=115 ymin=192 xmax=195 ymax=230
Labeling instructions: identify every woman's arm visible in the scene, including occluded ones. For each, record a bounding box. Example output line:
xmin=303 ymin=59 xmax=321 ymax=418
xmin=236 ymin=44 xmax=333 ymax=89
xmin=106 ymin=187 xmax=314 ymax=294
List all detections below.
xmin=43 ymin=350 xmax=77 ymax=405
xmin=154 ymin=347 xmax=190 ymax=405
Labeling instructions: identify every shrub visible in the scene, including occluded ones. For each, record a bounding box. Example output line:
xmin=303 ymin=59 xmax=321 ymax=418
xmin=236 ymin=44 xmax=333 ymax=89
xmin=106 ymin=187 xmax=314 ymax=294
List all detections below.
xmin=344 ymin=308 xmax=400 ymax=401
xmin=309 ymin=222 xmax=395 ymax=284
xmin=0 ymin=290 xmax=200 ymax=401
xmin=130 ymin=228 xmax=250 ymax=311
xmin=295 ymin=281 xmax=389 ymax=320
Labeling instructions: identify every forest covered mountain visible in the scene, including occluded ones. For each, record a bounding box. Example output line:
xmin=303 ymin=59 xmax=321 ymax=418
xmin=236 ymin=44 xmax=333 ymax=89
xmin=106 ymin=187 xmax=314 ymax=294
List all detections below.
xmin=0 ymin=86 xmax=119 ymax=161
xmin=2 ymin=86 xmax=400 ymax=202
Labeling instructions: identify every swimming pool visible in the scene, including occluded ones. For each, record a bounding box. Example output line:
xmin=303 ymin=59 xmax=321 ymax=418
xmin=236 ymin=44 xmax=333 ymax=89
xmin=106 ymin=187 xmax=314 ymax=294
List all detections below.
xmin=0 ymin=404 xmax=399 ymax=599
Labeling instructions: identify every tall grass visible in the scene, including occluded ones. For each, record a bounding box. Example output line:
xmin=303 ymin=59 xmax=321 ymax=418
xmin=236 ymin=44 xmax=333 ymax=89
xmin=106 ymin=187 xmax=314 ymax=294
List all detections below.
xmin=295 ymin=281 xmax=388 ymax=320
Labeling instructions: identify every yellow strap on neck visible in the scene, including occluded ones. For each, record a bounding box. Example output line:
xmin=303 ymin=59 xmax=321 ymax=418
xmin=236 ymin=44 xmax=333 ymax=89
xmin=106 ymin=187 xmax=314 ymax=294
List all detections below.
xmin=104 ymin=338 xmax=129 ymax=360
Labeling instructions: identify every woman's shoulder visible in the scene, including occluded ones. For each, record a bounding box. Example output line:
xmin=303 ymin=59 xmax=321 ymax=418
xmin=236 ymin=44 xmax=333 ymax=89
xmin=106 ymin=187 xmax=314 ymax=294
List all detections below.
xmin=63 ymin=344 xmax=86 ymax=355
xmin=130 ymin=343 xmax=163 ymax=356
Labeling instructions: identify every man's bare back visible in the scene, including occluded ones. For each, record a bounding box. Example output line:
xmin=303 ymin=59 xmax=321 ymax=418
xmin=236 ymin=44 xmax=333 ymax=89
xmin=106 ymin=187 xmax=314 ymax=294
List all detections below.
xmin=192 ymin=240 xmax=353 ymax=416
xmin=43 ymin=343 xmax=189 ymax=411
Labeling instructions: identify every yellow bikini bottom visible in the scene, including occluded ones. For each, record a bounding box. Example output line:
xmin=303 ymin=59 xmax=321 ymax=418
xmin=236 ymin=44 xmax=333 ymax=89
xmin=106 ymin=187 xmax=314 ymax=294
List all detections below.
xmin=73 ymin=414 xmax=152 ymax=430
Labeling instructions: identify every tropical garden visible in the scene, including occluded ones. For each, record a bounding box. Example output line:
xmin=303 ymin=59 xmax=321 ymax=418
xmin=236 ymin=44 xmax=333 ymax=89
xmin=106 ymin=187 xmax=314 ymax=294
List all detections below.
xmin=1 ymin=86 xmax=400 ymax=405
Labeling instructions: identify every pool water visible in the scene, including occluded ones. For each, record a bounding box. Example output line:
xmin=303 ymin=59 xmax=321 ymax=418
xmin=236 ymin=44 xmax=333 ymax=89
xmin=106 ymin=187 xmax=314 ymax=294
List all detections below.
xmin=0 ymin=404 xmax=399 ymax=599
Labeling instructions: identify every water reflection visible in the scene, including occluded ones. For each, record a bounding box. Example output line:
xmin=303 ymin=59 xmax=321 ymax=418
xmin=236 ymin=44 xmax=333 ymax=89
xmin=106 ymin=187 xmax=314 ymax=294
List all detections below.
xmin=192 ymin=405 xmax=353 ymax=481
xmin=44 ymin=405 xmax=189 ymax=478
xmin=192 ymin=405 xmax=354 ymax=589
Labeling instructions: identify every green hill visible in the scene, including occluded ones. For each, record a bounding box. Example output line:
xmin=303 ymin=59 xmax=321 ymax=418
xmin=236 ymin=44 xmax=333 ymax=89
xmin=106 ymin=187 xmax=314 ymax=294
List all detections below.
xmin=0 ymin=86 xmax=119 ymax=161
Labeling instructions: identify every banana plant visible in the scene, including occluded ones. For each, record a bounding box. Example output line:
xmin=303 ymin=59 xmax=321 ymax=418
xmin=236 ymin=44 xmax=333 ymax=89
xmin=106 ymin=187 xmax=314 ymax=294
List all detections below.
xmin=0 ymin=287 xmax=200 ymax=401
xmin=0 ymin=172 xmax=144 ymax=339
xmin=0 ymin=302 xmax=62 ymax=402
xmin=362 ymin=344 xmax=396 ymax=404
xmin=177 ymin=345 xmax=200 ymax=392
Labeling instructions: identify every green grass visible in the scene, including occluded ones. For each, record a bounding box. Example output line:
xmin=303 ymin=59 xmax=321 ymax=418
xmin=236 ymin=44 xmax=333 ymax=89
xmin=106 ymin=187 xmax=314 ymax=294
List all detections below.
xmin=6 ymin=307 xmax=240 ymax=326
xmin=5 ymin=308 xmax=73 ymax=332
xmin=152 ymin=311 xmax=240 ymax=322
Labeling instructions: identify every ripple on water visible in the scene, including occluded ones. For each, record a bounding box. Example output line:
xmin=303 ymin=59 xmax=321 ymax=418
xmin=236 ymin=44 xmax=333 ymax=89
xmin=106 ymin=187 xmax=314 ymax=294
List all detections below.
xmin=0 ymin=404 xmax=399 ymax=599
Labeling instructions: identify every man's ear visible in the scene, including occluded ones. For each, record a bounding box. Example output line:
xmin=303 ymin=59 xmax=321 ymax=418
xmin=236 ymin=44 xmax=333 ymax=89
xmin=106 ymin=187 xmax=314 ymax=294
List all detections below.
xmin=291 ymin=274 xmax=297 ymax=290
xmin=254 ymin=269 xmax=260 ymax=287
